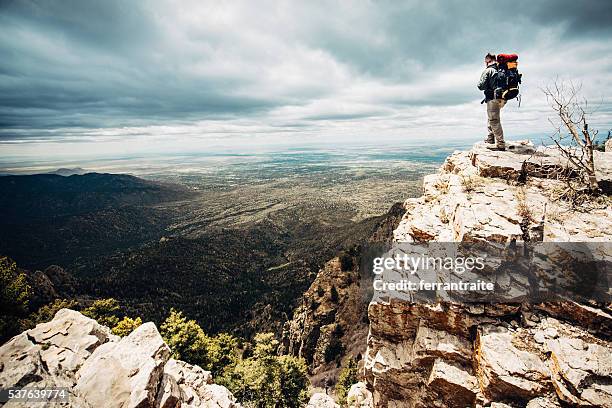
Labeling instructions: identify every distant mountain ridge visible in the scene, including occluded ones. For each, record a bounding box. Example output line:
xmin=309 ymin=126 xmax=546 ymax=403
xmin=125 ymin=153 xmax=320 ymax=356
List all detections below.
xmin=0 ymin=172 xmax=193 ymax=220
xmin=46 ymin=167 xmax=88 ymax=176
xmin=0 ymin=172 xmax=194 ymax=270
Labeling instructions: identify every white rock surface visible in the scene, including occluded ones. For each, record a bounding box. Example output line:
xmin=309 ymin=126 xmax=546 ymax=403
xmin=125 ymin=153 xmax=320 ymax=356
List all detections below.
xmin=0 ymin=309 xmax=113 ymax=407
xmin=163 ymin=359 xmax=239 ymax=408
xmin=394 ymin=141 xmax=612 ymax=243
xmin=346 ymin=382 xmax=373 ymax=408
xmin=0 ymin=309 xmax=239 ymax=408
xmin=75 ymin=322 xmax=170 ymax=408
xmin=476 ymin=325 xmax=551 ymax=399
xmin=308 ymin=392 xmax=340 ymax=408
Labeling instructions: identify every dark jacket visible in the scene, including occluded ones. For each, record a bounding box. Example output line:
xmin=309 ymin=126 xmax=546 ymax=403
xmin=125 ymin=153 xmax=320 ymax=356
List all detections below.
xmin=477 ymin=62 xmax=498 ymax=101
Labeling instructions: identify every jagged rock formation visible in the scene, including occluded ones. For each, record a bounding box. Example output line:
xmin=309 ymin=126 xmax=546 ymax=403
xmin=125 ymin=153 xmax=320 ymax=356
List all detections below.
xmin=394 ymin=142 xmax=611 ymax=242
xmin=280 ymin=203 xmax=407 ymax=380
xmin=25 ymin=265 xmax=77 ymax=309
xmin=0 ymin=309 xmax=239 ymax=408
xmin=363 ymin=142 xmax=612 ymax=407
xmin=280 ymin=255 xmax=365 ymax=374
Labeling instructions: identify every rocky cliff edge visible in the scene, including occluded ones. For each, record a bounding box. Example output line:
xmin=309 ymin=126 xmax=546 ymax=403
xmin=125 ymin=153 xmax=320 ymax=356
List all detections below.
xmin=363 ymin=141 xmax=612 ymax=407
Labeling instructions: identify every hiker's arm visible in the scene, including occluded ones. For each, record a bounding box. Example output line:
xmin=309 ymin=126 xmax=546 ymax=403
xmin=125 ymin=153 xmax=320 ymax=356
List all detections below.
xmin=477 ymin=69 xmax=490 ymax=91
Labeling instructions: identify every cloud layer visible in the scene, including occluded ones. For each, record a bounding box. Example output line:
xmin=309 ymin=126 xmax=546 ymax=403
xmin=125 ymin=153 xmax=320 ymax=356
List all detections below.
xmin=1 ymin=0 xmax=611 ymax=153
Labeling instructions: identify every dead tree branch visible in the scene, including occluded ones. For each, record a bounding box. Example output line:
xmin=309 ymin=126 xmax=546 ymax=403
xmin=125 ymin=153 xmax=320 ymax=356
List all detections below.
xmin=542 ymin=80 xmax=599 ymax=192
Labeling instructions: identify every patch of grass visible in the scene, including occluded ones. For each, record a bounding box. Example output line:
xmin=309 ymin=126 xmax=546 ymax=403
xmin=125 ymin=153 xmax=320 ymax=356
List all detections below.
xmin=515 ymin=188 xmax=533 ymax=222
xmin=461 ymin=175 xmax=483 ymax=193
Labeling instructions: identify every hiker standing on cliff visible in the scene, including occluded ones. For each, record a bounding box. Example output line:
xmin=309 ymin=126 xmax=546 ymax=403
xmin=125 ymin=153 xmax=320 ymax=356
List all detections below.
xmin=478 ymin=53 xmax=506 ymax=151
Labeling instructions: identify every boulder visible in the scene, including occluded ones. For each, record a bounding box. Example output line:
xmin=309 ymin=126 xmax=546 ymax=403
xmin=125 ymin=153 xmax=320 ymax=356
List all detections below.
xmin=534 ymin=301 xmax=612 ymax=334
xmin=475 ymin=325 xmax=551 ymax=400
xmin=547 ymin=337 xmax=612 ymax=406
xmin=162 ymin=359 xmax=239 ymax=408
xmin=307 ymin=392 xmax=339 ymax=408
xmin=0 ymin=333 xmax=50 ymax=388
xmin=427 ymin=359 xmax=478 ymax=406
xmin=28 ymin=308 xmax=115 ymax=376
xmin=0 ymin=308 xmax=113 ymax=389
xmin=156 ymin=371 xmax=181 ymax=408
xmin=525 ymin=396 xmax=561 ymax=407
xmin=469 ymin=141 xmax=570 ymax=181
xmin=346 ymin=382 xmax=373 ymax=408
xmin=199 ymin=384 xmax=240 ymax=408
xmin=412 ymin=323 xmax=472 ymax=365
xmin=75 ymin=322 xmax=170 ymax=408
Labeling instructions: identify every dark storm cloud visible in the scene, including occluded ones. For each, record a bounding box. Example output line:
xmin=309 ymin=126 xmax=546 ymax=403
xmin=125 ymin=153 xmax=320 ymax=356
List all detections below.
xmin=304 ymin=0 xmax=612 ymax=79
xmin=528 ymin=0 xmax=612 ymax=39
xmin=0 ymin=0 xmax=611 ymax=141
xmin=0 ymin=0 xmax=293 ymax=135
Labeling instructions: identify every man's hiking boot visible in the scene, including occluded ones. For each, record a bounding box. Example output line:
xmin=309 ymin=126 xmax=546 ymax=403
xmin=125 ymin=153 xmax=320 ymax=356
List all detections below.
xmin=486 ymin=145 xmax=506 ymax=151
xmin=484 ymin=136 xmax=495 ymax=144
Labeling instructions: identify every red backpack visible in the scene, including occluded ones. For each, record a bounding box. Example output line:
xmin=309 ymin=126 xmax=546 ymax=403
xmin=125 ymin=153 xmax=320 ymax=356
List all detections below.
xmin=495 ymin=53 xmax=521 ymax=100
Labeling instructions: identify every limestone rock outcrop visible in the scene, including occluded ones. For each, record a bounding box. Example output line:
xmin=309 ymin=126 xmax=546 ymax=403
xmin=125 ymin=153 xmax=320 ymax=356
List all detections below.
xmin=0 ymin=309 xmax=239 ymax=408
xmin=364 ymin=142 xmax=612 ymax=407
xmin=394 ymin=142 xmax=611 ymax=243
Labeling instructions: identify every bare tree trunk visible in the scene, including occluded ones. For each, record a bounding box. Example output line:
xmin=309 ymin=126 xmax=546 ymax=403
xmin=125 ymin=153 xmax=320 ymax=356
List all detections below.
xmin=543 ymin=80 xmax=600 ymax=192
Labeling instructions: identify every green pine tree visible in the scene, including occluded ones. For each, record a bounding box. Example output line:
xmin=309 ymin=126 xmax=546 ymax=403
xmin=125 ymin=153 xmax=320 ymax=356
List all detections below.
xmin=0 ymin=256 xmax=32 ymax=341
xmin=336 ymin=357 xmax=358 ymax=406
xmin=82 ymin=298 xmax=121 ymax=328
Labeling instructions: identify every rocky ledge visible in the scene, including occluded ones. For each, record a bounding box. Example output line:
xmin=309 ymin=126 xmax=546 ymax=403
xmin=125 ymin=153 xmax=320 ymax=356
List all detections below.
xmin=0 ymin=309 xmax=239 ymax=408
xmin=363 ymin=142 xmax=612 ymax=407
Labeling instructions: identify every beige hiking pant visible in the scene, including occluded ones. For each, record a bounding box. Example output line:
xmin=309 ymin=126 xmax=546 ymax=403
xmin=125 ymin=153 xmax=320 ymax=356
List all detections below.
xmin=486 ymin=99 xmax=506 ymax=147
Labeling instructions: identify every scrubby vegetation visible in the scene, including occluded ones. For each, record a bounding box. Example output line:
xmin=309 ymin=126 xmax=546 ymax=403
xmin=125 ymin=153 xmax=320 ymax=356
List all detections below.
xmin=82 ymin=298 xmax=121 ymax=328
xmin=0 ymin=256 xmax=31 ymax=341
xmin=112 ymin=316 xmax=143 ymax=337
xmin=339 ymin=252 xmax=354 ymax=271
xmin=160 ymin=309 xmax=240 ymax=376
xmin=159 ymin=312 xmax=309 ymax=407
xmin=219 ymin=333 xmax=309 ymax=408
xmin=335 ymin=357 xmax=359 ymax=406
xmin=330 ymin=285 xmax=339 ymax=303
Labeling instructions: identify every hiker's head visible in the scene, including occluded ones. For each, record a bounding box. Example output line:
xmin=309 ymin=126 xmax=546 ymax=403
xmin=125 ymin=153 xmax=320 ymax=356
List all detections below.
xmin=484 ymin=53 xmax=496 ymax=65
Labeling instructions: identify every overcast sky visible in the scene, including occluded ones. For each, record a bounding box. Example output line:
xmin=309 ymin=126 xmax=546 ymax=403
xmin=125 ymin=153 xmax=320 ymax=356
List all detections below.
xmin=1 ymin=0 xmax=612 ymax=159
